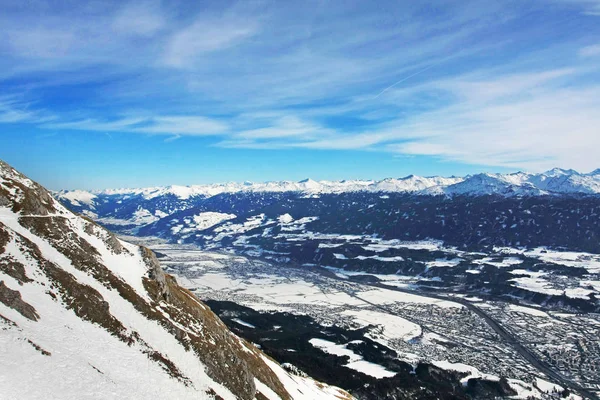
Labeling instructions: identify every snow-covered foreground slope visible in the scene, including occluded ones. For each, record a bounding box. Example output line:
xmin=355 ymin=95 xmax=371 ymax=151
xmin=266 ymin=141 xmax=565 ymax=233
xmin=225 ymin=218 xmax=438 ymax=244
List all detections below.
xmin=0 ymin=160 xmax=351 ymax=400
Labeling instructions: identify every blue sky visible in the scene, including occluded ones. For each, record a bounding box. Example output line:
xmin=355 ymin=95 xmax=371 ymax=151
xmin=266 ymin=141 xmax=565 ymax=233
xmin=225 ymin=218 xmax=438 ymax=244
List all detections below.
xmin=1 ymin=0 xmax=599 ymax=190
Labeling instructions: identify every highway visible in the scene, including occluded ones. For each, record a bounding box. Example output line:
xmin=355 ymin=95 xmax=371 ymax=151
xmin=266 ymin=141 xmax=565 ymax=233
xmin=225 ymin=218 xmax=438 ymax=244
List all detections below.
xmin=299 ymin=264 xmax=598 ymax=399
xmin=350 ymin=276 xmax=598 ymax=400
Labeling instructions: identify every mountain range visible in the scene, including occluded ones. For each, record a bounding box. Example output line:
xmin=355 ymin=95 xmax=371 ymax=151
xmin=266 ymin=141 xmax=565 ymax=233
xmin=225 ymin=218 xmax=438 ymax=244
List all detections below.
xmin=57 ymin=168 xmax=600 ymax=205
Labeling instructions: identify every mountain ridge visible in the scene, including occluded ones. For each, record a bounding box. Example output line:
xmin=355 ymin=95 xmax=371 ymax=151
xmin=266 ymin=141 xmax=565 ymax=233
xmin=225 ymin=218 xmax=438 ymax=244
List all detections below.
xmin=56 ymin=168 xmax=600 ymax=203
xmin=0 ymin=159 xmax=351 ymax=400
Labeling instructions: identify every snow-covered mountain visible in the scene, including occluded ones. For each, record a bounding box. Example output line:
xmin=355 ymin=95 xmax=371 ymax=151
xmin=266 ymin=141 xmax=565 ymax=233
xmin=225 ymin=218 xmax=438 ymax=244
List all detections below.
xmin=0 ymin=160 xmax=351 ymax=400
xmin=53 ymin=168 xmax=600 ymax=231
xmin=55 ymin=176 xmax=454 ymax=204
xmin=425 ymin=173 xmax=548 ymax=196
xmin=57 ymin=168 xmax=600 ymax=203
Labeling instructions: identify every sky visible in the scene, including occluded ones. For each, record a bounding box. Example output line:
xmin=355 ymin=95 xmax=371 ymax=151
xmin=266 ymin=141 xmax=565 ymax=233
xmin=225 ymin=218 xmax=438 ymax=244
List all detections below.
xmin=1 ymin=0 xmax=599 ymax=190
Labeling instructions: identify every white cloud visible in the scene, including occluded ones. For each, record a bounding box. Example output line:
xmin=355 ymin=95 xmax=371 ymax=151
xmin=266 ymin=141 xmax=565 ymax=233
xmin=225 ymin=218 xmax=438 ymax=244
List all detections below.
xmin=579 ymin=43 xmax=600 ymax=57
xmin=5 ymin=27 xmax=77 ymax=59
xmin=139 ymin=116 xmax=228 ymax=135
xmin=218 ymin=67 xmax=600 ymax=171
xmin=556 ymin=0 xmax=600 ymax=15
xmin=44 ymin=118 xmax=146 ymax=132
xmin=1 ymin=1 xmax=599 ymax=174
xmin=112 ymin=1 xmax=166 ymax=37
xmin=380 ymin=71 xmax=600 ymax=171
xmin=234 ymin=116 xmax=329 ymax=140
xmin=44 ymin=115 xmax=228 ymax=136
xmin=0 ymin=97 xmax=55 ymax=124
xmin=163 ymin=17 xmax=258 ymax=68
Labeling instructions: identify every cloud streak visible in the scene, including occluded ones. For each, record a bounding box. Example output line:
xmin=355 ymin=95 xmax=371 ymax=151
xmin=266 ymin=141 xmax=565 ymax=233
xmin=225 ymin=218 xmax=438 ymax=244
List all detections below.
xmin=1 ymin=0 xmax=600 ymax=173
xmin=216 ymin=66 xmax=600 ymax=171
xmin=44 ymin=115 xmax=229 ymax=136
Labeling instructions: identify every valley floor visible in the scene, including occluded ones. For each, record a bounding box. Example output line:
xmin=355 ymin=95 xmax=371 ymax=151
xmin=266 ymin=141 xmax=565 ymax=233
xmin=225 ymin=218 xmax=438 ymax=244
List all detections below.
xmin=123 ymin=236 xmax=600 ymax=400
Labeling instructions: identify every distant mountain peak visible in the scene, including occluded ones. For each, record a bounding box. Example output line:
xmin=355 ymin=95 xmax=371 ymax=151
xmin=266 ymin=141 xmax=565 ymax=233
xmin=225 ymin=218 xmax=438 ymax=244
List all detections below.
xmin=587 ymin=168 xmax=600 ymax=176
xmin=54 ymin=167 xmax=600 ymax=207
xmin=543 ymin=167 xmax=580 ymax=177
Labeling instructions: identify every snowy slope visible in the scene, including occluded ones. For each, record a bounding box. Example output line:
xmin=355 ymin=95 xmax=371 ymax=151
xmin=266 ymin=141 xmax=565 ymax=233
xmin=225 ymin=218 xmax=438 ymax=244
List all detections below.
xmin=422 ymin=169 xmax=600 ymax=197
xmin=430 ymin=173 xmax=548 ymax=196
xmin=0 ymin=160 xmax=351 ymax=400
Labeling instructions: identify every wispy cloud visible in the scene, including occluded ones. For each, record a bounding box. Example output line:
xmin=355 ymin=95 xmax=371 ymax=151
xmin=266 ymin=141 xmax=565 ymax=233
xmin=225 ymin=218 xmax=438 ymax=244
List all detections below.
xmin=1 ymin=0 xmax=600 ymax=173
xmin=556 ymin=0 xmax=600 ymax=15
xmin=44 ymin=115 xmax=229 ymax=136
xmin=163 ymin=17 xmax=258 ymax=68
xmin=112 ymin=1 xmax=166 ymax=37
xmin=0 ymin=96 xmax=55 ymax=124
xmin=234 ymin=116 xmax=331 ymax=140
xmin=385 ymin=83 xmax=600 ymax=171
xmin=217 ymin=66 xmax=600 ymax=171
xmin=580 ymin=43 xmax=600 ymax=57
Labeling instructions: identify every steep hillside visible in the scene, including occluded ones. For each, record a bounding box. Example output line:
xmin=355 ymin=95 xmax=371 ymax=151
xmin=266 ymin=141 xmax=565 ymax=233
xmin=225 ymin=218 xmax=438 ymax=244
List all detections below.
xmin=0 ymin=160 xmax=351 ymax=400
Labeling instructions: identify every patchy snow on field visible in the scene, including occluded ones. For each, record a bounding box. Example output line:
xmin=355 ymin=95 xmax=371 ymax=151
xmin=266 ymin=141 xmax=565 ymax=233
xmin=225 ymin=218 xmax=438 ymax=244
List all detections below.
xmin=357 ymin=255 xmax=405 ymax=262
xmin=232 ymin=318 xmax=256 ymax=329
xmin=508 ymin=380 xmax=544 ymax=399
xmin=342 ymin=310 xmax=422 ymax=343
xmin=564 ymin=287 xmax=595 ymax=299
xmin=509 ymin=276 xmax=563 ymax=296
xmin=426 ymin=258 xmax=462 ymax=268
xmin=97 ymin=207 xmax=165 ymax=227
xmin=309 ymin=339 xmax=396 ymax=379
xmin=356 ymin=288 xmax=463 ymax=309
xmin=432 ymin=360 xmax=500 ymax=384
xmin=532 ymin=378 xmax=582 ymax=399
xmin=214 ymin=214 xmax=268 ymax=240
xmin=497 ymin=246 xmax=600 ymax=273
xmin=420 ymin=332 xmax=453 ymax=347
xmin=278 ymin=214 xmax=294 ymax=224
xmin=318 ymin=242 xmax=344 ymax=248
xmin=177 ymin=269 xmax=365 ymax=310
xmin=472 ymin=256 xmax=522 ymax=268
xmin=509 ymin=269 xmax=548 ymax=278
xmin=175 ymin=272 xmax=244 ymax=291
xmin=240 ymin=280 xmax=365 ymax=308
xmin=58 ymin=189 xmax=97 ymax=207
xmin=581 ymin=280 xmax=600 ymax=292
xmin=508 ymin=304 xmax=550 ymax=318
xmin=362 ymin=239 xmax=448 ymax=253
xmin=322 ymin=266 xmax=417 ymax=288
xmin=137 ymin=239 xmax=592 ymax=400
xmin=193 ymin=212 xmax=237 ymax=230
xmin=333 ymin=254 xmax=406 ymax=262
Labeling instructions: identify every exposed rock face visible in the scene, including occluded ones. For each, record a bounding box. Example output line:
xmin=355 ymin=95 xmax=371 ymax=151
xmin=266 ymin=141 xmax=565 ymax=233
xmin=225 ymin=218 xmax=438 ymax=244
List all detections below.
xmin=0 ymin=159 xmax=351 ymax=400
xmin=0 ymin=280 xmax=39 ymax=321
xmin=0 ymin=160 xmax=58 ymax=216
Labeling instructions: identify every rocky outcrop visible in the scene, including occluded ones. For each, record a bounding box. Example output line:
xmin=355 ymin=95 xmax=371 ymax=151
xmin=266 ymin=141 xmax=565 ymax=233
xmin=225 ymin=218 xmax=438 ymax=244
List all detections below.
xmin=0 ymin=280 xmax=38 ymax=321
